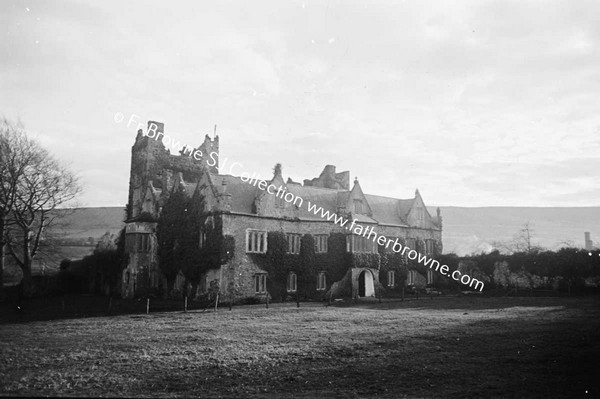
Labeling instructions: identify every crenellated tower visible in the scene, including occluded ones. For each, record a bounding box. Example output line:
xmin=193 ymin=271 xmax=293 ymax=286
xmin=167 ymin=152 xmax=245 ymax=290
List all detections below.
xmin=126 ymin=121 xmax=219 ymax=220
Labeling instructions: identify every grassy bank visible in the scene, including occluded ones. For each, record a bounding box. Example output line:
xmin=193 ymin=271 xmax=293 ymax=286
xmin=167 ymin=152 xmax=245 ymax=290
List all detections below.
xmin=1 ymin=296 xmax=598 ymax=397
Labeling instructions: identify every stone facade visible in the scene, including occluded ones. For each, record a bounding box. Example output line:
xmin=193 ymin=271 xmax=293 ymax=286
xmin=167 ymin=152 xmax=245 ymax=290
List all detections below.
xmin=123 ymin=121 xmax=443 ymax=301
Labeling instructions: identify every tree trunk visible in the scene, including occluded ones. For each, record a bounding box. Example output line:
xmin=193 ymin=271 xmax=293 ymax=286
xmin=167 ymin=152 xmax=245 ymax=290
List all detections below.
xmin=190 ymin=281 xmax=198 ymax=300
xmin=0 ymin=214 xmax=5 ymax=301
xmin=20 ymin=263 xmax=33 ymax=298
xmin=20 ymin=230 xmax=33 ymax=298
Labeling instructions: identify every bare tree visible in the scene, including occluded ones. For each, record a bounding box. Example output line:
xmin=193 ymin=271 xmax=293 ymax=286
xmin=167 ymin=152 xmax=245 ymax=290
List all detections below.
xmin=514 ymin=222 xmax=543 ymax=254
xmin=1 ymin=118 xmax=82 ymax=297
xmin=492 ymin=222 xmax=544 ymax=255
xmin=0 ymin=118 xmax=36 ymax=299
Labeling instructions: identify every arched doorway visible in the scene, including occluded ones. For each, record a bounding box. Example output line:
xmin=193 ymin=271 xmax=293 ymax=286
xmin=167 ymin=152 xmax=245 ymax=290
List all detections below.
xmin=358 ymin=270 xmax=375 ymax=297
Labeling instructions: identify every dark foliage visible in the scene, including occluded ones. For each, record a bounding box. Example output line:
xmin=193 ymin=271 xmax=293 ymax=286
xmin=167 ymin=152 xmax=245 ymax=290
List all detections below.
xmin=454 ymin=248 xmax=600 ymax=293
xmin=249 ymin=232 xmax=381 ymax=301
xmin=156 ymin=188 xmax=235 ymax=295
xmin=57 ymin=228 xmax=126 ymax=296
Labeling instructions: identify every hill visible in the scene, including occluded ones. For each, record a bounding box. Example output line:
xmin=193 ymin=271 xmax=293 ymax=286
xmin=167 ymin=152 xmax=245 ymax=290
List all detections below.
xmin=430 ymin=206 xmax=600 ymax=255
xmin=54 ymin=207 xmax=126 ymax=241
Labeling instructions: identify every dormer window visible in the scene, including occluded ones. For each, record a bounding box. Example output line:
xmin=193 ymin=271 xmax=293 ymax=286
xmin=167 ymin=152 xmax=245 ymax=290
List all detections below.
xmin=143 ymin=199 xmax=153 ymax=213
xmin=276 ymin=196 xmax=285 ymax=208
xmin=353 ymin=199 xmax=363 ymax=214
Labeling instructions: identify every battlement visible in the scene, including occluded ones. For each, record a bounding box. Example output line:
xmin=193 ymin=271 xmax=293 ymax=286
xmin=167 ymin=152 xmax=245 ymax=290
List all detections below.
xmin=127 ymin=120 xmax=219 ymax=219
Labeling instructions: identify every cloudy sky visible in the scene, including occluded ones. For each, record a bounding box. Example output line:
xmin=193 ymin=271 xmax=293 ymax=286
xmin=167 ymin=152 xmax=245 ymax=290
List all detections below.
xmin=1 ymin=0 xmax=599 ymax=208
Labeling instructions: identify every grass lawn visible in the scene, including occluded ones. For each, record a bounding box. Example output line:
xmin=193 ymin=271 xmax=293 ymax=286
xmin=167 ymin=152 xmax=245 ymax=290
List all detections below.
xmin=1 ymin=296 xmax=599 ymax=398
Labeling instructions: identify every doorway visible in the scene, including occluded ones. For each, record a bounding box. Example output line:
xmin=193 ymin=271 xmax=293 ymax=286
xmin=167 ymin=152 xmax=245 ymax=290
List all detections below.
xmin=358 ymin=270 xmax=375 ymax=297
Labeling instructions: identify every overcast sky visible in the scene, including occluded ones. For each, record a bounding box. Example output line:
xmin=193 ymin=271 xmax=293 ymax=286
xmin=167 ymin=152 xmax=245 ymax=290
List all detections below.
xmin=1 ymin=0 xmax=599 ymax=208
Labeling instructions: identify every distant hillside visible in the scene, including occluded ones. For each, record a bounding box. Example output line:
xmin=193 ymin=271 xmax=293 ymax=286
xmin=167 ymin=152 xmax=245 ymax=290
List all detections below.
xmin=430 ymin=206 xmax=600 ymax=255
xmin=54 ymin=206 xmax=600 ymax=257
xmin=54 ymin=207 xmax=125 ymax=240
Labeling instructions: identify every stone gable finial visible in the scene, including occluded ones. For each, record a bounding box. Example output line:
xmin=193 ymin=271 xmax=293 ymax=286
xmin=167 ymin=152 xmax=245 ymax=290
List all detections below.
xmin=273 ymin=163 xmax=282 ymax=176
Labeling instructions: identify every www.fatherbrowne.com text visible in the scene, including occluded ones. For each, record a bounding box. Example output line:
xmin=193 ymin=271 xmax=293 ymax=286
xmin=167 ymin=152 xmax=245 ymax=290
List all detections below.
xmin=124 ymin=118 xmax=484 ymax=291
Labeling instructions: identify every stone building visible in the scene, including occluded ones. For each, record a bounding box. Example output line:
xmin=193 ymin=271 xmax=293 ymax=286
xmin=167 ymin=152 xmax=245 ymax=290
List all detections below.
xmin=122 ymin=121 xmax=443 ymax=301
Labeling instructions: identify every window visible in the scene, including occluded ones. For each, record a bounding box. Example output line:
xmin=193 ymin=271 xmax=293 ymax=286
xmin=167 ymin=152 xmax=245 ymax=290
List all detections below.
xmin=353 ymin=199 xmax=363 ymax=214
xmin=254 ymin=274 xmax=267 ymax=294
xmin=314 ymin=235 xmax=328 ymax=253
xmin=407 ymin=270 xmax=416 ymax=286
xmin=427 ymin=270 xmax=434 ymax=285
xmin=286 ymin=233 xmax=301 ymax=254
xmin=287 ymin=272 xmax=297 ymax=292
xmin=381 ymin=237 xmax=398 ymax=253
xmin=246 ymin=230 xmax=267 ymax=253
xmin=346 ymin=235 xmax=377 ymax=253
xmin=415 ymin=207 xmax=425 ymax=220
xmin=317 ymin=272 xmax=326 ymax=291
xmin=387 ymin=271 xmax=395 ymax=287
xmin=405 ymin=238 xmax=416 ymax=260
xmin=425 ymin=239 xmax=435 ymax=255
xmin=275 ymin=196 xmax=285 ymax=208
xmin=199 ymin=231 xmax=206 ymax=249
xmin=125 ymin=233 xmax=150 ymax=253
xmin=136 ymin=234 xmax=150 ymax=253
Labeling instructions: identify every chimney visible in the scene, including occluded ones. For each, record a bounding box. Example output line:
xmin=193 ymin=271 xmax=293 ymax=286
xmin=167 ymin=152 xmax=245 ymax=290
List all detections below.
xmin=585 ymin=232 xmax=593 ymax=250
xmin=218 ymin=178 xmax=231 ymax=212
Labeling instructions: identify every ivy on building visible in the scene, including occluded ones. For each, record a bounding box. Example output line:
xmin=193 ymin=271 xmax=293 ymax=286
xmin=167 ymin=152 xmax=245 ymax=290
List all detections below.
xmin=248 ymin=231 xmax=382 ymax=301
xmin=156 ymin=187 xmax=234 ymax=295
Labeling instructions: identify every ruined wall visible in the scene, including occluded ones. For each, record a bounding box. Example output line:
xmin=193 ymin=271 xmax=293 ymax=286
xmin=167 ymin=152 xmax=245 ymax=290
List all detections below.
xmin=122 ymin=221 xmax=159 ymax=298
xmin=127 ymin=122 xmax=219 ymax=220
xmin=303 ymin=165 xmax=350 ymax=190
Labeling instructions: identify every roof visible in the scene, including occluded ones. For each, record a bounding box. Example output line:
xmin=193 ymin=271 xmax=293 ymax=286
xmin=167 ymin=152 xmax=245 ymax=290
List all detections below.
xmin=209 ymin=174 xmax=258 ymax=214
xmin=180 ymin=170 xmax=438 ymax=229
xmin=287 ymin=184 xmax=343 ymax=220
xmin=365 ymin=194 xmax=412 ymax=225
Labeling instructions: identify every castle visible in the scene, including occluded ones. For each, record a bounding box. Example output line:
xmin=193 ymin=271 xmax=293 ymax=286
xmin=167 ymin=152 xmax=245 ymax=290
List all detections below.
xmin=122 ymin=121 xmax=443 ymax=301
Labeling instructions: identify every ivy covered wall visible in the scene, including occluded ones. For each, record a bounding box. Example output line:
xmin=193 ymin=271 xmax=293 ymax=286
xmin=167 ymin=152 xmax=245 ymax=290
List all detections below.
xmin=156 ymin=188 xmax=234 ymax=297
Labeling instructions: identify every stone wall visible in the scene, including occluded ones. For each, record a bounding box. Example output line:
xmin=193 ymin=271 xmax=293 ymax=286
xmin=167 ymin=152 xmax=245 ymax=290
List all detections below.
xmin=122 ymin=221 xmax=159 ymax=298
xmin=219 ymin=213 xmax=442 ymax=301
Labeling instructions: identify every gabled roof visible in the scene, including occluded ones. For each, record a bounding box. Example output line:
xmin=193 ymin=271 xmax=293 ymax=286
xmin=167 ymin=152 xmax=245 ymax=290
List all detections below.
xmin=173 ymin=167 xmax=439 ymax=229
xmin=365 ymin=194 xmax=411 ymax=226
xmin=208 ymin=174 xmax=258 ymax=214
xmin=286 ymin=185 xmax=343 ymax=220
xmin=346 ymin=179 xmax=373 ymax=216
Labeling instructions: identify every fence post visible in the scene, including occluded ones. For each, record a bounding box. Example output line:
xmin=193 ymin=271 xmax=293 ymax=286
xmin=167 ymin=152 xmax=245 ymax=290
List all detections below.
xmin=401 ymin=287 xmax=404 ymax=302
xmin=184 ymin=296 xmax=188 ymax=313
xmin=266 ymin=293 xmax=269 ymax=309
xmin=146 ymin=298 xmax=150 ymax=314
xmin=214 ymin=293 xmax=219 ymax=312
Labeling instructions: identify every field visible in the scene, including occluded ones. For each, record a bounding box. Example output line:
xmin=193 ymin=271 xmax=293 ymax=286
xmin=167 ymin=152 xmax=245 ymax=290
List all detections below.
xmin=1 ymin=296 xmax=599 ymax=398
